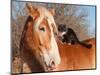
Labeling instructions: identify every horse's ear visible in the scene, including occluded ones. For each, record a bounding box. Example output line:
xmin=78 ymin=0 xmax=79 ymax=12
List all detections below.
xmin=26 ymin=3 xmax=39 ymax=18
xmin=49 ymin=9 xmax=55 ymax=16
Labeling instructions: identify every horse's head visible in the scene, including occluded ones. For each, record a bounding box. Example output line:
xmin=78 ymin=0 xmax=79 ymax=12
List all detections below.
xmin=25 ymin=4 xmax=61 ymax=71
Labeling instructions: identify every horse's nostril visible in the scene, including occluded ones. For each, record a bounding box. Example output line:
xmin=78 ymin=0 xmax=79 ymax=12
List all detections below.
xmin=49 ymin=60 xmax=55 ymax=68
xmin=51 ymin=60 xmax=55 ymax=66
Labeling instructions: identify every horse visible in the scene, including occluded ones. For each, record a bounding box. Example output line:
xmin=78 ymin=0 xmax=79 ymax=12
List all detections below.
xmin=17 ymin=4 xmax=95 ymax=74
xmin=19 ymin=4 xmax=61 ymax=73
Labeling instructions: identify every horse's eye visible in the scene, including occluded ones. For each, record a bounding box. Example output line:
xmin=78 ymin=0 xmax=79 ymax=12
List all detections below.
xmin=39 ymin=27 xmax=45 ymax=32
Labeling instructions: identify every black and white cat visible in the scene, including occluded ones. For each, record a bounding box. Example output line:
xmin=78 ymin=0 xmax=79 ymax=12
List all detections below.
xmin=58 ymin=24 xmax=92 ymax=49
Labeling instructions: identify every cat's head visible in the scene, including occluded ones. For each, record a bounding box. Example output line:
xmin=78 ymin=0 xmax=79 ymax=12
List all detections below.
xmin=58 ymin=24 xmax=67 ymax=32
xmin=57 ymin=24 xmax=67 ymax=40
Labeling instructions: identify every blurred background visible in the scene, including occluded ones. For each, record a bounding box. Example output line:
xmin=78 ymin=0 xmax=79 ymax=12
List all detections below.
xmin=11 ymin=0 xmax=96 ymax=65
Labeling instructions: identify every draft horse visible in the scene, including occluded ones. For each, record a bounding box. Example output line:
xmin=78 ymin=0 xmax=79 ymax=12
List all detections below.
xmin=20 ymin=4 xmax=61 ymax=73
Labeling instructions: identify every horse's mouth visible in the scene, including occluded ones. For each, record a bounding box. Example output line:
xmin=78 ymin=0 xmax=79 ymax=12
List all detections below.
xmin=43 ymin=58 xmax=57 ymax=71
xmin=46 ymin=66 xmax=56 ymax=71
xmin=44 ymin=64 xmax=56 ymax=72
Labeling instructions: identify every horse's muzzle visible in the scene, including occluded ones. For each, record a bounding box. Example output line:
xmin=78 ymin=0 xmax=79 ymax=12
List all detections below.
xmin=44 ymin=58 xmax=56 ymax=71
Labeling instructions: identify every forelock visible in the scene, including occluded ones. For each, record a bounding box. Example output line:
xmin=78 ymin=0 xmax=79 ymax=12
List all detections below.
xmin=33 ymin=6 xmax=55 ymax=31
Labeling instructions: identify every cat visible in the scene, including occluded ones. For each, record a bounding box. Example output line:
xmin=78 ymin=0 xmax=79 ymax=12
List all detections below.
xmin=58 ymin=24 xmax=92 ymax=49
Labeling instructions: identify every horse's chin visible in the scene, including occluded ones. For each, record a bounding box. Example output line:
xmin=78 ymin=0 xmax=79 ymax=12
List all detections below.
xmin=43 ymin=66 xmax=57 ymax=72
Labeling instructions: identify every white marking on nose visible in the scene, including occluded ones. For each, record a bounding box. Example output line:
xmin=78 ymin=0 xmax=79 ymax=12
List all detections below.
xmin=43 ymin=53 xmax=51 ymax=66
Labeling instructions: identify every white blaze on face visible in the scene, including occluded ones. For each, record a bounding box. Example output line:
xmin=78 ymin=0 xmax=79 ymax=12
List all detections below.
xmin=42 ymin=32 xmax=61 ymax=66
xmin=50 ymin=32 xmax=61 ymax=65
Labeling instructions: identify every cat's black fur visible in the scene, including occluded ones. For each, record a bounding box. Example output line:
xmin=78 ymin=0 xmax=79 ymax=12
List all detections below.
xmin=58 ymin=24 xmax=92 ymax=49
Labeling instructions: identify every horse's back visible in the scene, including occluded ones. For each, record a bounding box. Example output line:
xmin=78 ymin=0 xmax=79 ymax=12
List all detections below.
xmin=55 ymin=38 xmax=96 ymax=71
